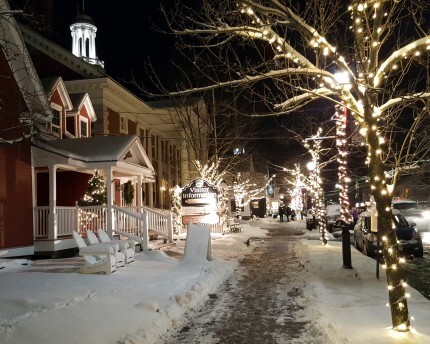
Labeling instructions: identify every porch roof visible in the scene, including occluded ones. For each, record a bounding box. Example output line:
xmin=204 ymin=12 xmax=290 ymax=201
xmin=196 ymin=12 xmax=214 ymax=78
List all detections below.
xmin=32 ymin=135 xmax=155 ymax=181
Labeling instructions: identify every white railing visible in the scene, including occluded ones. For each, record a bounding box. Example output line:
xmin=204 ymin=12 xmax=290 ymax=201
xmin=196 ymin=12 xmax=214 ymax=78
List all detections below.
xmin=112 ymin=205 xmax=173 ymax=250
xmin=77 ymin=206 xmax=107 ymax=234
xmin=33 ymin=205 xmax=233 ymax=248
xmin=34 ymin=206 xmax=108 ymax=238
xmin=34 ymin=205 xmax=174 ymax=251
xmin=34 ymin=206 xmax=49 ymax=238
xmin=57 ymin=207 xmax=79 ymax=236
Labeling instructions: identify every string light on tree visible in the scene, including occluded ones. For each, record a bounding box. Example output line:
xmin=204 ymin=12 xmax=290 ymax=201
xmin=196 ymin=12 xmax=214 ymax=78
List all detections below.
xmin=79 ymin=170 xmax=107 ymax=206
xmin=77 ymin=170 xmax=107 ymax=233
xmin=173 ymin=0 xmax=430 ymax=331
xmin=304 ymin=128 xmax=327 ymax=245
xmin=334 ymin=104 xmax=351 ymax=223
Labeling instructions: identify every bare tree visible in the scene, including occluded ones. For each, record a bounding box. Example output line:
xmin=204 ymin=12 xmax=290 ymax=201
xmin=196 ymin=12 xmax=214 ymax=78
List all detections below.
xmin=161 ymin=93 xmax=257 ymax=183
xmin=161 ymin=0 xmax=430 ymax=330
xmin=0 ymin=4 xmax=52 ymax=145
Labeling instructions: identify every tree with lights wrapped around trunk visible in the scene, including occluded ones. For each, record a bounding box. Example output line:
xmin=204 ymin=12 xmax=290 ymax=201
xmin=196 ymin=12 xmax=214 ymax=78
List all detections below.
xmin=159 ymin=0 xmax=430 ymax=330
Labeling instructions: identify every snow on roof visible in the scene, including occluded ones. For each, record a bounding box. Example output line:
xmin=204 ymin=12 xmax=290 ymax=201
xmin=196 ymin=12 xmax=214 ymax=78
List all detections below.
xmin=36 ymin=135 xmax=139 ymax=162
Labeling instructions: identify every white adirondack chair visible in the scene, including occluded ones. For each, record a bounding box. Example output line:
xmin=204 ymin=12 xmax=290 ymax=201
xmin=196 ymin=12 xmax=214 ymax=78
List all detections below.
xmin=97 ymin=229 xmax=135 ymax=264
xmin=72 ymin=231 xmax=116 ymax=274
xmin=86 ymin=230 xmax=125 ymax=267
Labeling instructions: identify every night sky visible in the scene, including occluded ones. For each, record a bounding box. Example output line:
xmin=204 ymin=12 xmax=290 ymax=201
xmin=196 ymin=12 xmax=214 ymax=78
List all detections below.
xmin=7 ymin=0 xmax=341 ymax=176
xmin=9 ymin=0 xmax=178 ymax=92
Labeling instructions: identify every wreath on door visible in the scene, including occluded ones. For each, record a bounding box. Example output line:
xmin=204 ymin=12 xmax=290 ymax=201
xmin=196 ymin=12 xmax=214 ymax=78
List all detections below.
xmin=123 ymin=181 xmax=135 ymax=205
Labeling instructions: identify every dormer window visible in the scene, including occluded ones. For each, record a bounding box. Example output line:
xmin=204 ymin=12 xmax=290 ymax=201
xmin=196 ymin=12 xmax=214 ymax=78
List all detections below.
xmin=49 ymin=103 xmax=62 ymax=137
xmin=80 ymin=117 xmax=88 ymax=137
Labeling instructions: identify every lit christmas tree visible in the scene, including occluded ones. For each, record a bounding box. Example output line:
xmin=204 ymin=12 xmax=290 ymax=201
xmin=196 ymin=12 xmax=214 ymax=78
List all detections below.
xmin=79 ymin=170 xmax=107 ymax=206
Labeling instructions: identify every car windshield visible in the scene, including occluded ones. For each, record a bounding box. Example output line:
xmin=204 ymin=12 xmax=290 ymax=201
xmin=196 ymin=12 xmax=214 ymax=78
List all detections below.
xmin=393 ymin=214 xmax=410 ymax=228
xmin=393 ymin=203 xmax=418 ymax=210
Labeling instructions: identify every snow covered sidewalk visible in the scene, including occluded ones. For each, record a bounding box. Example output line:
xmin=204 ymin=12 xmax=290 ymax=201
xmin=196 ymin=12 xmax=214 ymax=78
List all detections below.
xmin=1 ymin=219 xmax=430 ymax=343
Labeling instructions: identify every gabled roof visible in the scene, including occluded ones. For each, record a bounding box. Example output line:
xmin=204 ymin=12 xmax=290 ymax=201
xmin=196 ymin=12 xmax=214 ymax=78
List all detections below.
xmin=67 ymin=93 xmax=96 ymax=122
xmin=39 ymin=135 xmax=140 ymax=162
xmin=32 ymin=135 xmax=155 ymax=180
xmin=41 ymin=77 xmax=73 ymax=111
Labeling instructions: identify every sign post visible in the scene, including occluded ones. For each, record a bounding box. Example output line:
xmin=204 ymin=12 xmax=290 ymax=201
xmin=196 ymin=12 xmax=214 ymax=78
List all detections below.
xmin=181 ymin=179 xmax=219 ymax=226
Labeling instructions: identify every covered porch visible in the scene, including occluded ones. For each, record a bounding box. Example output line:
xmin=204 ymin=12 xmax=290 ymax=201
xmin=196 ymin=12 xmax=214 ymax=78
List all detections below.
xmin=31 ymin=135 xmax=174 ymax=257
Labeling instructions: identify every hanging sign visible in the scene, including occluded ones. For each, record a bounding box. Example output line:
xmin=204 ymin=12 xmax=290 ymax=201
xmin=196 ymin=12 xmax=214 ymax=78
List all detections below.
xmin=181 ymin=179 xmax=219 ymax=208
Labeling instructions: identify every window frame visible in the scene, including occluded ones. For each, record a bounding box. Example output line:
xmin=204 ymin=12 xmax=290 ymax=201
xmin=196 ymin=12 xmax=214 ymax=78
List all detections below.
xmin=50 ymin=103 xmax=62 ymax=137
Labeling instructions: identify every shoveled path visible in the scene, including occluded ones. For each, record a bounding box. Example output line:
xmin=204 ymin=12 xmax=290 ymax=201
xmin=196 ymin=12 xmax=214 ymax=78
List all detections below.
xmin=161 ymin=221 xmax=313 ymax=344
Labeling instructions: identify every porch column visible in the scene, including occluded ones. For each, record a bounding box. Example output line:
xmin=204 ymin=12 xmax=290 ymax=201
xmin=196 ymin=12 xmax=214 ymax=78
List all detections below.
xmin=106 ymin=167 xmax=114 ymax=238
xmin=48 ymin=164 xmax=58 ymax=240
xmin=157 ymin=139 xmax=162 ymax=208
xmin=137 ymin=175 xmax=143 ymax=209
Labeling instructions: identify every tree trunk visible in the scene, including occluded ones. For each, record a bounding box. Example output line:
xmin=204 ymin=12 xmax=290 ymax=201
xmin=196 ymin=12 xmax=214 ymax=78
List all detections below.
xmin=367 ymin=122 xmax=410 ymax=330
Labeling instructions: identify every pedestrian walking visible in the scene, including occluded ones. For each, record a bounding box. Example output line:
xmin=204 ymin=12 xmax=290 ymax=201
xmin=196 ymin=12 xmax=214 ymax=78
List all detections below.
xmin=286 ymin=206 xmax=292 ymax=222
xmin=279 ymin=206 xmax=284 ymax=222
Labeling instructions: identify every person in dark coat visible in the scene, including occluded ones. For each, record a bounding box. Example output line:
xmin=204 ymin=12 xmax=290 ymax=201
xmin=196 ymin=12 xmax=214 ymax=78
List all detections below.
xmin=290 ymin=208 xmax=296 ymax=221
xmin=279 ymin=206 xmax=284 ymax=222
xmin=286 ymin=206 xmax=292 ymax=222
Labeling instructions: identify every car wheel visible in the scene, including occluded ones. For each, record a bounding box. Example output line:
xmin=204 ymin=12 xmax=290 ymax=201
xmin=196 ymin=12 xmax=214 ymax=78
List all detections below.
xmin=327 ymin=224 xmax=333 ymax=233
xmin=415 ymin=249 xmax=424 ymax=258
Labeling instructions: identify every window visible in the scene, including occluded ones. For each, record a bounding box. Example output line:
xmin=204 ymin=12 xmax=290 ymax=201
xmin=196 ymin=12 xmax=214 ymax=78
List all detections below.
xmin=80 ymin=117 xmax=88 ymax=137
xmin=139 ymin=128 xmax=145 ymax=146
xmin=161 ymin=140 xmax=169 ymax=163
xmin=169 ymin=145 xmax=175 ymax=165
xmin=120 ymin=116 xmax=128 ymax=133
xmin=151 ymin=135 xmax=158 ymax=160
xmin=233 ymin=147 xmax=245 ymax=155
xmin=51 ymin=108 xmax=61 ymax=135
xmin=161 ymin=140 xmax=167 ymax=163
xmin=176 ymin=149 xmax=181 ymax=171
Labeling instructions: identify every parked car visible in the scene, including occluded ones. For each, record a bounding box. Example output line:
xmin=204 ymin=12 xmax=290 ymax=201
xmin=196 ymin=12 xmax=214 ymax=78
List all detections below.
xmin=353 ymin=209 xmax=423 ymax=258
xmin=331 ymin=218 xmax=354 ymax=238
xmin=325 ymin=204 xmax=340 ymax=233
xmin=392 ymin=199 xmax=430 ymax=232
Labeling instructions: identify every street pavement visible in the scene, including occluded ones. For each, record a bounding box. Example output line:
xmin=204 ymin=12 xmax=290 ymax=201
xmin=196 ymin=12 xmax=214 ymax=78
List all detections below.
xmin=159 ymin=219 xmax=315 ymax=344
